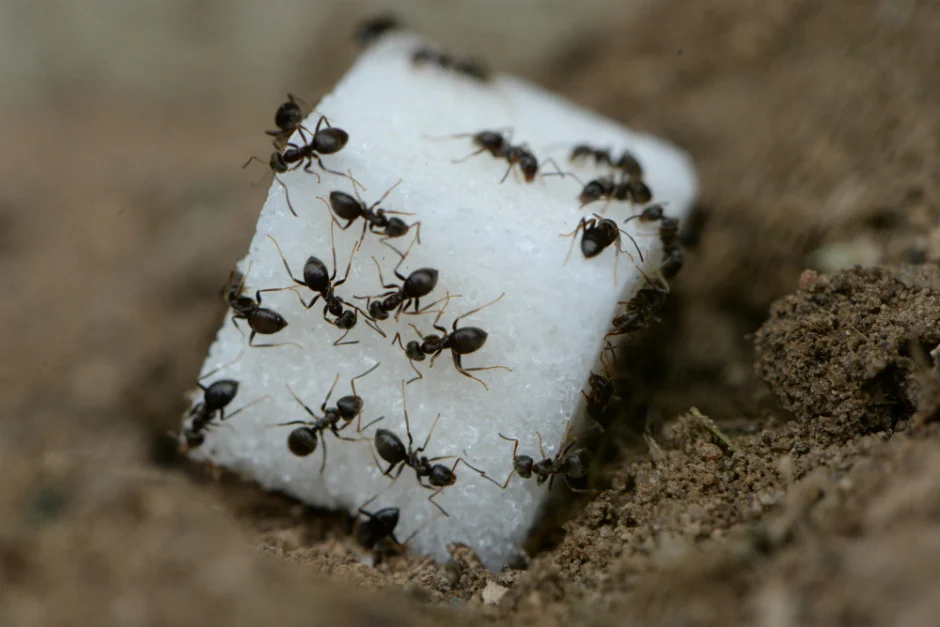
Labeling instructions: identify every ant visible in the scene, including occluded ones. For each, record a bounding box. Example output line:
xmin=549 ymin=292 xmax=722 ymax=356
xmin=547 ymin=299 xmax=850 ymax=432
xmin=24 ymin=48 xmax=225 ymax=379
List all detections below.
xmin=624 ymin=206 xmax=684 ymax=279
xmin=432 ymin=129 xmax=565 ymax=183
xmin=577 ymin=175 xmax=652 ymax=209
xmin=243 ymin=115 xmax=361 ymax=217
xmin=225 ymin=262 xmax=298 ymax=349
xmin=275 ymin=363 xmax=381 ymax=472
xmin=583 ymin=352 xmax=618 ymax=419
xmin=353 ymin=506 xmax=443 ymax=554
xmin=570 ymin=145 xmax=644 ymax=179
xmin=605 ymin=274 xmax=670 ymax=340
xmin=356 ymin=14 xmax=399 ymax=46
xmin=320 ymin=178 xmax=421 ymax=252
xmin=561 ymin=214 xmax=644 ymax=284
xmin=179 ymin=353 xmax=269 ymax=452
xmin=261 ymin=223 xmax=383 ymax=346
xmin=392 ymin=292 xmax=511 ymax=390
xmin=480 ymin=427 xmax=593 ymax=492
xmin=354 ymin=236 xmax=439 ymax=322
xmin=411 ymin=46 xmax=490 ymax=82
xmin=265 ymin=93 xmax=310 ymax=150
xmin=367 ymin=382 xmax=490 ymax=516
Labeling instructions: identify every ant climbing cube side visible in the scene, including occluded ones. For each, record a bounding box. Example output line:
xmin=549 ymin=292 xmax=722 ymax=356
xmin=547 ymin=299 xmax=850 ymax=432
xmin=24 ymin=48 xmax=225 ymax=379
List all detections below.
xmin=186 ymin=31 xmax=698 ymax=570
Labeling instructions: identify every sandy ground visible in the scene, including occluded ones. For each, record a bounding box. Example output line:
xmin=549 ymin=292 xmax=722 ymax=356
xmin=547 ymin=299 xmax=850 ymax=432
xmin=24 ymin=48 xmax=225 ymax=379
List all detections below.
xmin=3 ymin=1 xmax=940 ymax=625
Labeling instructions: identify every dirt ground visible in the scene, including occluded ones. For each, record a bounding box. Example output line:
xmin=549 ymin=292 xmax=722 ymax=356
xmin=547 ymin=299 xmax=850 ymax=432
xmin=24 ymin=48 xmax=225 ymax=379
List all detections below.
xmin=3 ymin=1 xmax=940 ymax=625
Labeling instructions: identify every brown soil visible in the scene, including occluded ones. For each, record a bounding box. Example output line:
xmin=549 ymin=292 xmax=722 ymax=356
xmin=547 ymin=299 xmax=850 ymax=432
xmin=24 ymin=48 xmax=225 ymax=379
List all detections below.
xmin=4 ymin=1 xmax=940 ymax=625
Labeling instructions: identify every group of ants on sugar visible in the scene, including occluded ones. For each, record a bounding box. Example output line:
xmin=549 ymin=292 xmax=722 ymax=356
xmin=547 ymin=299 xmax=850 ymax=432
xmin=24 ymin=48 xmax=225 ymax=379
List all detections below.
xmin=179 ymin=16 xmax=685 ymax=556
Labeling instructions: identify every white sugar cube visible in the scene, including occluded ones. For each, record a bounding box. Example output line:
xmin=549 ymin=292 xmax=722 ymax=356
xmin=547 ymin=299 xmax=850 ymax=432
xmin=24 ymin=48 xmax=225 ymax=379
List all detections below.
xmin=184 ymin=33 xmax=697 ymax=570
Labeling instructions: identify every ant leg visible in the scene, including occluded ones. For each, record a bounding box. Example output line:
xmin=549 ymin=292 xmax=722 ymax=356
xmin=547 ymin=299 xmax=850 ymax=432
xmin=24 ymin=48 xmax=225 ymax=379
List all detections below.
xmin=391 ymin=235 xmax=420 ymax=283
xmin=319 ymin=435 xmax=329 ymax=474
xmin=538 ymin=157 xmax=569 ymax=180
xmin=230 ymin=316 xmax=247 ymax=339
xmin=427 ymin=488 xmax=450 ymax=517
xmin=377 ymin=236 xmax=406 ymax=258
xmin=333 ymin=328 xmax=359 ymax=347
xmin=255 ymin=286 xmax=299 ymax=306
xmin=358 ymin=414 xmax=385 ymax=433
xmin=248 ymin=331 xmax=302 ymax=350
xmin=401 ymin=512 xmax=446 ymax=545
xmin=452 ymin=147 xmax=486 ymax=164
xmin=453 ymin=353 xmax=513 ymax=391
xmin=560 ymin=218 xmax=589 ymax=266
xmin=220 ymin=394 xmax=271 ymax=422
xmin=317 ymin=374 xmax=341 ymax=412
xmin=418 ymin=413 xmax=442 ymax=453
xmin=266 ymin=235 xmax=306 ymax=287
xmin=451 ymin=292 xmax=506 ymax=332
xmin=367 ymin=179 xmax=403 ymax=213
xmin=536 ymin=431 xmax=547 ymax=459
xmin=349 ymin=362 xmax=381 ymax=430
xmin=400 ymin=381 xmax=416 ymax=449
xmin=499 ymin=161 xmax=515 ymax=184
xmin=272 ymin=175 xmax=299 ymax=217
xmin=197 ymin=348 xmax=246 ymax=381
xmin=241 ymin=155 xmax=266 ymax=170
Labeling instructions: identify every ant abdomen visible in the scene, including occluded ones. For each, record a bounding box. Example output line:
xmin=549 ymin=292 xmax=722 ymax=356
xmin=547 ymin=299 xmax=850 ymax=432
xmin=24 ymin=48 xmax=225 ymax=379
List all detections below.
xmin=375 ymin=429 xmax=407 ymax=465
xmin=203 ymin=380 xmax=239 ymax=412
xmin=312 ymin=128 xmax=348 ymax=154
xmin=287 ymin=427 xmax=319 ymax=457
xmin=328 ymin=191 xmax=363 ymax=222
xmin=447 ymin=327 xmax=487 ymax=354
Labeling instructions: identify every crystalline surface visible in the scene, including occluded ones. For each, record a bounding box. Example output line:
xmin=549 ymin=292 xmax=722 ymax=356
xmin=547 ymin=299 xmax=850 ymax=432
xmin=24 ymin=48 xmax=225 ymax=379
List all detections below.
xmin=186 ymin=33 xmax=697 ymax=569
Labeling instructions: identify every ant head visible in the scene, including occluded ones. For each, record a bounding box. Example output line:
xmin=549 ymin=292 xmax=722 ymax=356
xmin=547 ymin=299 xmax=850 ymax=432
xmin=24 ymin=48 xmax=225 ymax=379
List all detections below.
xmin=287 ymin=427 xmax=318 ymax=457
xmin=303 ymin=256 xmax=331 ymax=293
xmin=578 ymin=179 xmax=607 ymax=205
xmin=368 ymin=300 xmax=389 ymax=320
xmin=328 ymin=191 xmax=363 ymax=221
xmin=405 ymin=340 xmax=425 ymax=361
xmin=628 ymin=180 xmax=652 ymax=204
xmin=313 ymin=128 xmax=348 ymax=154
xmin=336 ymin=395 xmax=363 ymax=421
xmin=429 ymin=464 xmax=456 ymax=487
xmin=374 ymin=429 xmax=407 ymax=465
xmin=518 ymin=153 xmax=538 ymax=182
xmin=204 ymin=379 xmax=239 ymax=411
xmin=231 ymin=295 xmax=257 ymax=317
xmin=274 ymin=100 xmax=303 ymax=130
xmin=182 ymin=429 xmax=205 ymax=451
xmin=641 ymin=204 xmax=666 ymax=222
xmin=385 ymin=217 xmax=409 ymax=238
xmin=269 ymin=152 xmax=288 ymax=173
xmin=334 ymin=309 xmax=357 ymax=330
xmin=514 ymin=455 xmax=534 ymax=478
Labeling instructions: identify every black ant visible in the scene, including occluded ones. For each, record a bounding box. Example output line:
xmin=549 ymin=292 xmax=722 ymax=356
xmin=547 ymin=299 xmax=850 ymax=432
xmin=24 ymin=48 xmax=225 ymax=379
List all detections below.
xmin=392 ymin=292 xmax=511 ymax=390
xmin=561 ymin=214 xmax=644 ymax=284
xmin=179 ymin=353 xmax=269 ymax=452
xmin=570 ymin=145 xmax=644 ymax=179
xmin=624 ymin=206 xmax=683 ymax=279
xmin=265 ymin=93 xmax=310 ymax=150
xmin=353 ymin=506 xmax=443 ymax=554
xmin=275 ymin=363 xmax=381 ymax=472
xmin=432 ymin=129 xmax=565 ymax=183
xmin=320 ymin=178 xmax=421 ymax=252
xmin=225 ymin=263 xmax=298 ymax=349
xmin=243 ymin=115 xmax=361 ymax=217
xmin=577 ymin=175 xmax=652 ymax=209
xmin=411 ymin=46 xmax=490 ymax=82
xmin=367 ymin=382 xmax=490 ymax=516
xmin=605 ymin=275 xmax=670 ymax=340
xmin=356 ymin=14 xmax=399 ymax=46
xmin=480 ymin=428 xmax=593 ymax=492
xmin=583 ymin=352 xmax=618 ymax=419
xmin=354 ymin=236 xmax=439 ymax=322
xmin=261 ymin=223 xmax=383 ymax=346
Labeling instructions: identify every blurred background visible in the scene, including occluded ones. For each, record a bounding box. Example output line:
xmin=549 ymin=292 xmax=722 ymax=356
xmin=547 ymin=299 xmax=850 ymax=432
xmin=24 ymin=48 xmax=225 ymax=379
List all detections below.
xmin=2 ymin=1 xmax=939 ymax=626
